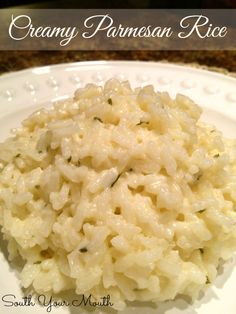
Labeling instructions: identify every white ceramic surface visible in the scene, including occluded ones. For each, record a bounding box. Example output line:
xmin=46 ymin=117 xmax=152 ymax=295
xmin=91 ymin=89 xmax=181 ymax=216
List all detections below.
xmin=0 ymin=61 xmax=236 ymax=314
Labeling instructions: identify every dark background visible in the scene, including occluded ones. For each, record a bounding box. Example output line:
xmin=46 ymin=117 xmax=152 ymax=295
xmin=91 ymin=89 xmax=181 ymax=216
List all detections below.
xmin=0 ymin=0 xmax=236 ymax=8
xmin=0 ymin=0 xmax=235 ymax=75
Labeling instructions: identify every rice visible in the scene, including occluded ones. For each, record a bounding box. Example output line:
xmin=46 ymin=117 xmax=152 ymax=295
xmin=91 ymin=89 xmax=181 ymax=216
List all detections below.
xmin=0 ymin=79 xmax=236 ymax=310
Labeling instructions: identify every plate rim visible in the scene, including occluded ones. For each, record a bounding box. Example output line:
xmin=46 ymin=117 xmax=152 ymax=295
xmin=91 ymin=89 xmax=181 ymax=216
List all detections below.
xmin=1 ymin=60 xmax=236 ymax=84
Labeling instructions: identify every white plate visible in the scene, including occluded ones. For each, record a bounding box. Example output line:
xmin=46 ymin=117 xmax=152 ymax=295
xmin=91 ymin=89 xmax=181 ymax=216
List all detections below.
xmin=0 ymin=61 xmax=236 ymax=314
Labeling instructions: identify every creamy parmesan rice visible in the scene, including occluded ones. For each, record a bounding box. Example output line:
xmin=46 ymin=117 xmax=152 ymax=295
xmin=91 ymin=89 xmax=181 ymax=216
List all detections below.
xmin=0 ymin=79 xmax=236 ymax=310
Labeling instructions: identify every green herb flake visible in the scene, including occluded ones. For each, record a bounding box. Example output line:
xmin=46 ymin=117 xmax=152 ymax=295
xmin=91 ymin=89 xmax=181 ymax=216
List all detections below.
xmin=35 ymin=185 xmax=40 ymax=189
xmin=40 ymin=249 xmax=52 ymax=258
xmin=93 ymin=117 xmax=103 ymax=123
xmin=198 ymin=209 xmax=206 ymax=214
xmin=79 ymin=247 xmax=88 ymax=253
xmin=34 ymin=261 xmax=41 ymax=265
xmin=38 ymin=150 xmax=43 ymax=154
xmin=67 ymin=156 xmax=72 ymax=163
xmin=111 ymin=173 xmax=122 ymax=188
xmin=15 ymin=153 xmax=21 ymax=158
xmin=136 ymin=121 xmax=149 ymax=126
xmin=107 ymin=98 xmax=113 ymax=105
xmin=199 ymin=248 xmax=204 ymax=254
xmin=206 ymin=276 xmax=211 ymax=284
xmin=214 ymin=153 xmax=220 ymax=158
xmin=196 ymin=173 xmax=202 ymax=181
xmin=114 ymin=207 xmax=121 ymax=215
xmin=192 ymin=171 xmax=202 ymax=183
xmin=77 ymin=160 xmax=81 ymax=167
xmin=128 ymin=168 xmax=133 ymax=172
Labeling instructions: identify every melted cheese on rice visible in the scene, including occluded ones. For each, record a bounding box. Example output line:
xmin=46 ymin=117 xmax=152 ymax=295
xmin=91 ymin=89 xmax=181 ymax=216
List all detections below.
xmin=0 ymin=79 xmax=236 ymax=310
